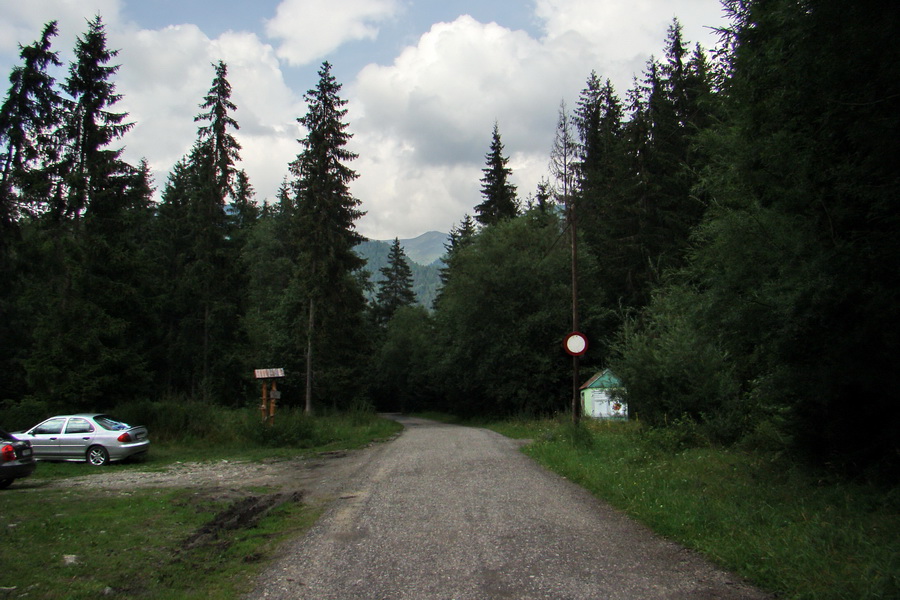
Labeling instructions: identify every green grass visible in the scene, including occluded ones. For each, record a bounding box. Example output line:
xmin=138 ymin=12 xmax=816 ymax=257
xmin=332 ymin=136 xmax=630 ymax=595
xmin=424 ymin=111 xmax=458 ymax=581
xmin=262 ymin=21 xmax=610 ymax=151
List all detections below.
xmin=0 ymin=408 xmax=401 ymax=599
xmin=483 ymin=417 xmax=899 ymax=600
xmin=0 ymin=486 xmax=320 ymax=599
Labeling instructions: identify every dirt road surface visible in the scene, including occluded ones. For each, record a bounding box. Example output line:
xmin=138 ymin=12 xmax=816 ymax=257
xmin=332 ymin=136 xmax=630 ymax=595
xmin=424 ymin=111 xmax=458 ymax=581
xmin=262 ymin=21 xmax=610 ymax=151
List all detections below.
xmin=245 ymin=416 xmax=771 ymax=600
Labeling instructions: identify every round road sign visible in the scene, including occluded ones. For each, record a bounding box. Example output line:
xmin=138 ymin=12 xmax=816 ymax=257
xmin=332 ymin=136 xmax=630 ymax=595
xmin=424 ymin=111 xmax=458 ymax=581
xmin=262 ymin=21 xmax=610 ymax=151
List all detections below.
xmin=564 ymin=332 xmax=588 ymax=356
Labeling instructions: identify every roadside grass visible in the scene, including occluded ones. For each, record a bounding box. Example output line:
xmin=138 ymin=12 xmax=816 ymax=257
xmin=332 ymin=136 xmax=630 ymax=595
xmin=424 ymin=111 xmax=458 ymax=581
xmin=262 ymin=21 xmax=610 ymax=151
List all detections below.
xmin=0 ymin=408 xmax=401 ymax=599
xmin=483 ymin=417 xmax=899 ymax=600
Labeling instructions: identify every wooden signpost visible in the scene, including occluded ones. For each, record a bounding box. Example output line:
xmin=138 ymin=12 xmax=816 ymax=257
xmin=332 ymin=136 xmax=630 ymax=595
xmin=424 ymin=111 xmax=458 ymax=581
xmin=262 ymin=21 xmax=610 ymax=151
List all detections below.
xmin=254 ymin=368 xmax=285 ymax=425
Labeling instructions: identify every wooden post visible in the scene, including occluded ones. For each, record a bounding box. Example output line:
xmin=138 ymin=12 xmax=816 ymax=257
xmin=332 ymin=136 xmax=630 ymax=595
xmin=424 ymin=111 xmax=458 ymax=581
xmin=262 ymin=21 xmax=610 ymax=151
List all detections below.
xmin=260 ymin=381 xmax=269 ymax=423
xmin=268 ymin=381 xmax=278 ymax=426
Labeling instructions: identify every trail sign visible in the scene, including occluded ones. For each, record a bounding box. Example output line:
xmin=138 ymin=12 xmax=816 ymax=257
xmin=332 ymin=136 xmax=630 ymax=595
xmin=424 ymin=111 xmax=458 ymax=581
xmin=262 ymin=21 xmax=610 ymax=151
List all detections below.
xmin=254 ymin=368 xmax=285 ymax=379
xmin=255 ymin=368 xmax=285 ymax=425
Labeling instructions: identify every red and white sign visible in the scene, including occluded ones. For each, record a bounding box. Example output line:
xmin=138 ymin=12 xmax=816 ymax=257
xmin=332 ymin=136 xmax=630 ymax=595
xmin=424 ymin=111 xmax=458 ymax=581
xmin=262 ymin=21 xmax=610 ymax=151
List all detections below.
xmin=563 ymin=332 xmax=588 ymax=356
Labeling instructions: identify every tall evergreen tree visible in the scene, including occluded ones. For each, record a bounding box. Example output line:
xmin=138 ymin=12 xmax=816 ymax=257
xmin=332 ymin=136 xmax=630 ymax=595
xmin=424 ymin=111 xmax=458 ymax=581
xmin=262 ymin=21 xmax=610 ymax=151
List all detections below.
xmin=58 ymin=14 xmax=134 ymax=221
xmin=147 ymin=62 xmax=247 ymax=403
xmin=375 ymin=238 xmax=416 ymax=324
xmin=435 ymin=214 xmax=477 ymax=308
xmin=0 ymin=21 xmax=62 ymax=400
xmin=574 ymin=72 xmax=628 ymax=270
xmin=600 ymin=21 xmax=716 ymax=310
xmin=22 ymin=15 xmax=150 ymax=407
xmin=0 ymin=21 xmax=62 ymax=227
xmin=194 ymin=60 xmax=241 ymax=202
xmin=474 ymin=122 xmax=517 ymax=226
xmin=690 ymin=0 xmax=900 ymax=473
xmin=287 ymin=61 xmax=367 ymax=413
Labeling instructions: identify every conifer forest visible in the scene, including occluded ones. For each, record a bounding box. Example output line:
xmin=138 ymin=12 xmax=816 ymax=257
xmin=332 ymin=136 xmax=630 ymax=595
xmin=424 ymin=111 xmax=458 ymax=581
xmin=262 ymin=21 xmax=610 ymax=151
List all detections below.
xmin=1 ymin=1 xmax=898 ymax=478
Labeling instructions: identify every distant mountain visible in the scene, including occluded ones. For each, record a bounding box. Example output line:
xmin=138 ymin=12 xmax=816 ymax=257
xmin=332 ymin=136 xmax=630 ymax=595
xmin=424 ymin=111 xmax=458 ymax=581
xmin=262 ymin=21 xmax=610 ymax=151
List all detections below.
xmin=355 ymin=231 xmax=449 ymax=309
xmin=393 ymin=231 xmax=449 ymax=266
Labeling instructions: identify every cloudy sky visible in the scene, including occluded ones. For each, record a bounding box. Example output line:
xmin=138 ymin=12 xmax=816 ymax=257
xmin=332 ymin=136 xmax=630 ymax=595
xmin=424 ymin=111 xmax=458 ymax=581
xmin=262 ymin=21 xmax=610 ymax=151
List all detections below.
xmin=0 ymin=0 xmax=729 ymax=240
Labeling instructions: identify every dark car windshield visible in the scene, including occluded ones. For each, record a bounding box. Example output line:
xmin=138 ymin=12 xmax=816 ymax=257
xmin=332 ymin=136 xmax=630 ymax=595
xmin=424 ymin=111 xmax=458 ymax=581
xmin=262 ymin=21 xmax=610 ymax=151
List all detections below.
xmin=94 ymin=415 xmax=129 ymax=431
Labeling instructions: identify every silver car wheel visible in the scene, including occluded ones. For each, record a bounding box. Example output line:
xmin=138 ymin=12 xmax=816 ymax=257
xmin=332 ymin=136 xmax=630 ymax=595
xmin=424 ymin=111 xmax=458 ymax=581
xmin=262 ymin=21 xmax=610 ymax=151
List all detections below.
xmin=87 ymin=445 xmax=110 ymax=466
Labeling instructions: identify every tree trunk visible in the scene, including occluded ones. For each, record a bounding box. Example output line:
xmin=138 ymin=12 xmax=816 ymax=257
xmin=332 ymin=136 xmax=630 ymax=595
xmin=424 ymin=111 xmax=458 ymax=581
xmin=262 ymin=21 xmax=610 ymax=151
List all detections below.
xmin=305 ymin=296 xmax=315 ymax=415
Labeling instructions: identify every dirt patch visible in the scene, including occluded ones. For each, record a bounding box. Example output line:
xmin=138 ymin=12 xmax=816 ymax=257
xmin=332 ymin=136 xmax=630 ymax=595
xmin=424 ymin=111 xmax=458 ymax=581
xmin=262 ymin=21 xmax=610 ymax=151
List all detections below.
xmin=180 ymin=491 xmax=304 ymax=552
xmin=21 ymin=449 xmax=365 ymax=500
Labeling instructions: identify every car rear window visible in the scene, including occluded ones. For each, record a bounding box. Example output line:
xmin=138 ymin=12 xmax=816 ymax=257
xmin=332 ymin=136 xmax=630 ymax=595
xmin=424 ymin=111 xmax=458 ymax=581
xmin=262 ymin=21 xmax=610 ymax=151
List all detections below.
xmin=94 ymin=416 xmax=129 ymax=431
xmin=0 ymin=427 xmax=12 ymax=440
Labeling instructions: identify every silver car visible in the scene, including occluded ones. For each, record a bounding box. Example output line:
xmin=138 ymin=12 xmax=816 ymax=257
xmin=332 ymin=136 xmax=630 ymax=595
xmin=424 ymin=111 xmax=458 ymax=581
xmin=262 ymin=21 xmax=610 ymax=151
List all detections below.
xmin=17 ymin=414 xmax=150 ymax=466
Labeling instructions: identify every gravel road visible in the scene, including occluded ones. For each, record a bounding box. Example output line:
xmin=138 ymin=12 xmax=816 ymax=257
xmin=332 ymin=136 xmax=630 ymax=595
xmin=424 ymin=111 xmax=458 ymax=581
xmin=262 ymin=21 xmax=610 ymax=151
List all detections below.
xmin=246 ymin=415 xmax=771 ymax=600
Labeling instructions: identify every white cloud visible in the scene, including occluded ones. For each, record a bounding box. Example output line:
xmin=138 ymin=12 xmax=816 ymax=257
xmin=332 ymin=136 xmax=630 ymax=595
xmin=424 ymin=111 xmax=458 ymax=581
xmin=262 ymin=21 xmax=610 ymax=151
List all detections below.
xmin=111 ymin=24 xmax=301 ymax=201
xmin=0 ymin=0 xmax=123 ymax=55
xmin=349 ymin=15 xmax=583 ymax=238
xmin=536 ymin=0 xmax=726 ymax=83
xmin=348 ymin=14 xmax=598 ymax=239
xmin=266 ymin=0 xmax=401 ymax=66
xmin=347 ymin=2 xmax=728 ymax=239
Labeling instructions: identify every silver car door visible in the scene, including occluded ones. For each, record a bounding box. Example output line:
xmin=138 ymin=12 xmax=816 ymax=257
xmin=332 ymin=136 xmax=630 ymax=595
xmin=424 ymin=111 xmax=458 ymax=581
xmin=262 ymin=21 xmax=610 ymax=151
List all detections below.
xmin=58 ymin=417 xmax=96 ymax=459
xmin=27 ymin=417 xmax=67 ymax=458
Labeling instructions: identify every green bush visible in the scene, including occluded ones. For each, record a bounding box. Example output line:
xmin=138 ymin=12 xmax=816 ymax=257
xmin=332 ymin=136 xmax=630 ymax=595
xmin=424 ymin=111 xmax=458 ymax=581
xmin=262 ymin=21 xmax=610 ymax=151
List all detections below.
xmin=241 ymin=408 xmax=320 ymax=447
xmin=111 ymin=398 xmax=238 ymax=443
xmin=612 ymin=283 xmax=747 ymax=445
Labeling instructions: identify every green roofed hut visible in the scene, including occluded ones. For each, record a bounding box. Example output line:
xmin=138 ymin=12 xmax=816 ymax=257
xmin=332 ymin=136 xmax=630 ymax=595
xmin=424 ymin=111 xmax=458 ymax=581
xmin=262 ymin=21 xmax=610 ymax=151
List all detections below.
xmin=580 ymin=369 xmax=627 ymax=419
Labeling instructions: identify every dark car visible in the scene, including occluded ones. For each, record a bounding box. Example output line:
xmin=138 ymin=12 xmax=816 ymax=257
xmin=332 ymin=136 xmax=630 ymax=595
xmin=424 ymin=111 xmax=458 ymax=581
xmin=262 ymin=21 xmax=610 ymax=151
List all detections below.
xmin=1 ymin=426 xmax=36 ymax=489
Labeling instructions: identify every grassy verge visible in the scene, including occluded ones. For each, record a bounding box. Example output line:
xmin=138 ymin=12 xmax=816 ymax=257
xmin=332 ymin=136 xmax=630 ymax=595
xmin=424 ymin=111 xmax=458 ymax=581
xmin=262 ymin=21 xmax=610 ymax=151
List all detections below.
xmin=0 ymin=409 xmax=402 ymax=599
xmin=484 ymin=417 xmax=899 ymax=600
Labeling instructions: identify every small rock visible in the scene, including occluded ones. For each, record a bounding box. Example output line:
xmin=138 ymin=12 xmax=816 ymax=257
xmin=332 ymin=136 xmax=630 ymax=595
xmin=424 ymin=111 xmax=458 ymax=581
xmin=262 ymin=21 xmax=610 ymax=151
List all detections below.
xmin=63 ymin=554 xmax=79 ymax=566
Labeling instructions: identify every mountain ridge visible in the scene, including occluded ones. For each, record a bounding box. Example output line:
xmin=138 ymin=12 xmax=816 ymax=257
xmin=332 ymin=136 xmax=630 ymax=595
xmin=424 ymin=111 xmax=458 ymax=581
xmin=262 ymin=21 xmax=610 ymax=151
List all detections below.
xmin=354 ymin=231 xmax=449 ymax=309
xmin=371 ymin=230 xmax=448 ymax=266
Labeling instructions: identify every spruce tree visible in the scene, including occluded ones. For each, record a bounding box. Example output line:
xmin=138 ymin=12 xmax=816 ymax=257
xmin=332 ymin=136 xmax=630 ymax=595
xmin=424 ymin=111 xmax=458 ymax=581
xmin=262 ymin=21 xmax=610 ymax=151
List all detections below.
xmin=59 ymin=14 xmax=134 ymax=220
xmin=194 ymin=60 xmax=241 ymax=202
xmin=474 ymin=122 xmax=518 ymax=226
xmin=573 ymin=72 xmax=634 ymax=309
xmin=148 ymin=62 xmax=246 ymax=402
xmin=0 ymin=21 xmax=62 ymax=226
xmin=375 ymin=238 xmax=416 ymax=324
xmin=0 ymin=21 xmax=62 ymax=400
xmin=692 ymin=0 xmax=900 ymax=473
xmin=435 ymin=214 xmax=477 ymax=309
xmin=288 ymin=61 xmax=367 ymax=413
xmin=23 ymin=15 xmax=151 ymax=406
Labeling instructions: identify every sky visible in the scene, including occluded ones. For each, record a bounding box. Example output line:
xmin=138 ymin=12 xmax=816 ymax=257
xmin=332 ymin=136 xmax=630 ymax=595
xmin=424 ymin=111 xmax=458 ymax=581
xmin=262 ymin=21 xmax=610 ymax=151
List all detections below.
xmin=0 ymin=0 xmax=730 ymax=240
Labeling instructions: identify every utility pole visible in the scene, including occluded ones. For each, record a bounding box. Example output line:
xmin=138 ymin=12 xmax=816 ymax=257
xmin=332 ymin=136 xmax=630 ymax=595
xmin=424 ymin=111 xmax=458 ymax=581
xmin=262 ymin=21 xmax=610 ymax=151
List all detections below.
xmin=570 ymin=197 xmax=581 ymax=426
xmin=551 ymin=100 xmax=583 ymax=426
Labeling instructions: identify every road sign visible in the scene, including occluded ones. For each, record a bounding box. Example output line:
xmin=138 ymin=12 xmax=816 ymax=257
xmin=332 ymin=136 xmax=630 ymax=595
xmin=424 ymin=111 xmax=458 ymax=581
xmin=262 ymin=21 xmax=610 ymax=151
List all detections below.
xmin=563 ymin=332 xmax=588 ymax=356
